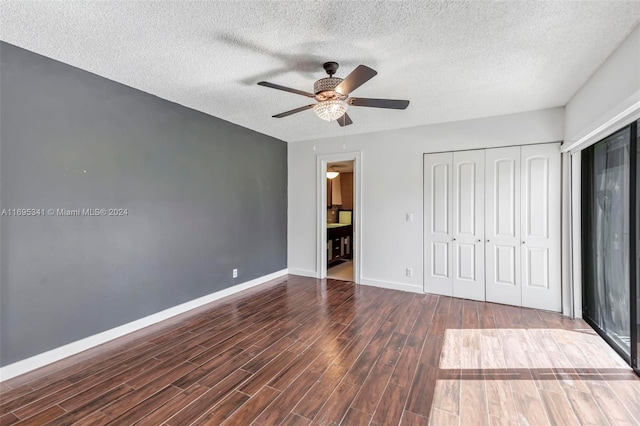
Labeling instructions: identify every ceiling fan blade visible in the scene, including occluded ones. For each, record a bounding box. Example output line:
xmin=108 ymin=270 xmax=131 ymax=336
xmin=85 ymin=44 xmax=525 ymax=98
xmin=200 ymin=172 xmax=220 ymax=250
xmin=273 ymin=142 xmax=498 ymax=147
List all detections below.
xmin=349 ymin=98 xmax=410 ymax=109
xmin=258 ymin=81 xmax=315 ymax=98
xmin=336 ymin=113 xmax=353 ymax=127
xmin=272 ymin=104 xmax=315 ymax=118
xmin=334 ymin=65 xmax=377 ymax=95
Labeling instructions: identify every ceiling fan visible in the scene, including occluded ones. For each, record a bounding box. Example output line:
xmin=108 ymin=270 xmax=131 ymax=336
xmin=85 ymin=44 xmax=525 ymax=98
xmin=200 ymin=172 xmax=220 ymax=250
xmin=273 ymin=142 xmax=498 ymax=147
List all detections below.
xmin=258 ymin=62 xmax=410 ymax=127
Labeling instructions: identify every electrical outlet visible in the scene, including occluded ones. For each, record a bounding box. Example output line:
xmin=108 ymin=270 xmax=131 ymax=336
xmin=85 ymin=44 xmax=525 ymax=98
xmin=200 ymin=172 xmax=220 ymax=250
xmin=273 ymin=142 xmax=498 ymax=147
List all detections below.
xmin=406 ymin=268 xmax=413 ymax=277
xmin=406 ymin=213 xmax=413 ymax=222
xmin=232 ymin=268 xmax=238 ymax=278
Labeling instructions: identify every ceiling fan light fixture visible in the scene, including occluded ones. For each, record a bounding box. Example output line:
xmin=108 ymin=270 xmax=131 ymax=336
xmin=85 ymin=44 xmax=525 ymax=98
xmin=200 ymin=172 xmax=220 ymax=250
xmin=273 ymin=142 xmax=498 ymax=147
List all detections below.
xmin=313 ymin=99 xmax=348 ymax=122
xmin=259 ymin=62 xmax=409 ymax=127
xmin=314 ymin=77 xmax=343 ymax=95
xmin=327 ymin=171 xmax=339 ymax=179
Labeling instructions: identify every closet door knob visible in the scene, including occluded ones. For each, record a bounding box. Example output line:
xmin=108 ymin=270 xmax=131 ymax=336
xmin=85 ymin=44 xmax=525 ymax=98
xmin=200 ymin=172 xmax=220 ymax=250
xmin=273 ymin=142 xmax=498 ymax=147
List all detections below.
xmin=476 ymin=239 xmax=481 ymax=242
xmin=452 ymin=238 xmax=456 ymax=241
xmin=486 ymin=239 xmax=490 ymax=242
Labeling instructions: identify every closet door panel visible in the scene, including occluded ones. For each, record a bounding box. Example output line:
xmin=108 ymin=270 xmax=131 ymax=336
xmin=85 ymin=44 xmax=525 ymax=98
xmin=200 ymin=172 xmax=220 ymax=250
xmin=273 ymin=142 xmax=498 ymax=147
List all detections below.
xmin=424 ymin=153 xmax=453 ymax=296
xmin=452 ymin=150 xmax=485 ymax=301
xmin=521 ymin=143 xmax=561 ymax=311
xmin=485 ymin=147 xmax=521 ymax=306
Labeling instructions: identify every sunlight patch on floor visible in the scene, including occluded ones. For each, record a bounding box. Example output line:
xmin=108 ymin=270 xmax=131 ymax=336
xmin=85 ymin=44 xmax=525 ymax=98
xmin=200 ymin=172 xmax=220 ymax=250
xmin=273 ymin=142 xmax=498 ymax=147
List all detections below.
xmin=429 ymin=327 xmax=640 ymax=425
xmin=439 ymin=328 xmax=629 ymax=370
xmin=428 ymin=378 xmax=640 ymax=425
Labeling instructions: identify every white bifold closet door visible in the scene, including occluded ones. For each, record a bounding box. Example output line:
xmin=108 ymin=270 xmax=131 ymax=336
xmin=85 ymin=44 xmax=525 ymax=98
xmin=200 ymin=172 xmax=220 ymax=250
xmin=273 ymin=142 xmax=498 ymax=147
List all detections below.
xmin=424 ymin=153 xmax=453 ymax=296
xmin=424 ymin=150 xmax=485 ymax=301
xmin=519 ymin=144 xmax=561 ymax=312
xmin=484 ymin=145 xmax=561 ymax=310
xmin=485 ymin=147 xmax=522 ymax=306
xmin=425 ymin=143 xmax=561 ymax=312
xmin=452 ymin=150 xmax=485 ymax=301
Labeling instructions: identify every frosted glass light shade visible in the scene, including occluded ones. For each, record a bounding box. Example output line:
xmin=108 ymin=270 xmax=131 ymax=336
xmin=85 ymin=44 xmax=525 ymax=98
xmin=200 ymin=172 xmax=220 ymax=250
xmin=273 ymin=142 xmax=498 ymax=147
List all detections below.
xmin=327 ymin=171 xmax=339 ymax=179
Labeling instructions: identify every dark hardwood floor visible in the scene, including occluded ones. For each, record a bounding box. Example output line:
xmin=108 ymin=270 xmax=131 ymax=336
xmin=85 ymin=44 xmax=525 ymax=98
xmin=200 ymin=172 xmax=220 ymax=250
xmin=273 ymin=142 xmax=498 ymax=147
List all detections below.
xmin=1 ymin=275 xmax=639 ymax=425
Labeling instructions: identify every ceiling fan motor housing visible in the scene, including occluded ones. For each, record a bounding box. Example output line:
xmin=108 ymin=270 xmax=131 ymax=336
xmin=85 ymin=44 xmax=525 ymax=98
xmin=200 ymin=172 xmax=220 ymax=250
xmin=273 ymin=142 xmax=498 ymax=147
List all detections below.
xmin=314 ymin=77 xmax=347 ymax=101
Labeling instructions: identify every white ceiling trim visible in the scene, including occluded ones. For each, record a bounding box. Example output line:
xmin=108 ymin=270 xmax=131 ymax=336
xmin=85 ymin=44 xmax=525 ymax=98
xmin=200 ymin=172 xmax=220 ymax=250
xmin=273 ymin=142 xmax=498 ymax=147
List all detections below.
xmin=564 ymin=99 xmax=640 ymax=153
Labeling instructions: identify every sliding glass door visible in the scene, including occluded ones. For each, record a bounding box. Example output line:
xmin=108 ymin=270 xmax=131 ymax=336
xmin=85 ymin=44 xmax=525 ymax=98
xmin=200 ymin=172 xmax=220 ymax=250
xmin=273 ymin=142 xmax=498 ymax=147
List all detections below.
xmin=582 ymin=121 xmax=638 ymax=369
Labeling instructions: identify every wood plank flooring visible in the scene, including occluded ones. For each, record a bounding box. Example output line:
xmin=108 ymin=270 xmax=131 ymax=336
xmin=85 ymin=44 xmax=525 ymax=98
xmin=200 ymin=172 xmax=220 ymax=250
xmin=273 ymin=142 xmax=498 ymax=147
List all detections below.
xmin=1 ymin=275 xmax=639 ymax=425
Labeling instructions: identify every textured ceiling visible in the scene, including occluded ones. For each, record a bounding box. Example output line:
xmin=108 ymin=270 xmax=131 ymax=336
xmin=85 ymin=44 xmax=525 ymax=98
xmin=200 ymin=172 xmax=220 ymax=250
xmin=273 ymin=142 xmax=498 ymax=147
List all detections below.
xmin=1 ymin=1 xmax=639 ymax=142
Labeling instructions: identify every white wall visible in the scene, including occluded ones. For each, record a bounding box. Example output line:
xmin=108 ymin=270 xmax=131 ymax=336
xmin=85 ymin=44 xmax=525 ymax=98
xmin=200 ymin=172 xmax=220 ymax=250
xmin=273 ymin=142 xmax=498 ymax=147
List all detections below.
xmin=564 ymin=25 xmax=640 ymax=151
xmin=288 ymin=107 xmax=564 ymax=292
xmin=562 ymin=24 xmax=639 ymax=318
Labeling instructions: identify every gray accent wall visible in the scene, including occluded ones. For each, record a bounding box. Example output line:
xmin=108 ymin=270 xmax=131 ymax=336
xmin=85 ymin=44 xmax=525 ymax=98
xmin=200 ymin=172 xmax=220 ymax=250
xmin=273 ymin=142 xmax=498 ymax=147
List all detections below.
xmin=0 ymin=42 xmax=287 ymax=366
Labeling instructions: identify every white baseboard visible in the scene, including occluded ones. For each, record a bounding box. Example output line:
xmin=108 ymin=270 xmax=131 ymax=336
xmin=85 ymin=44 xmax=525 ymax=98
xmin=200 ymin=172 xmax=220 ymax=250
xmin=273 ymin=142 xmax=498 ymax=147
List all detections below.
xmin=359 ymin=277 xmax=423 ymax=294
xmin=287 ymin=268 xmax=318 ymax=278
xmin=0 ymin=269 xmax=288 ymax=381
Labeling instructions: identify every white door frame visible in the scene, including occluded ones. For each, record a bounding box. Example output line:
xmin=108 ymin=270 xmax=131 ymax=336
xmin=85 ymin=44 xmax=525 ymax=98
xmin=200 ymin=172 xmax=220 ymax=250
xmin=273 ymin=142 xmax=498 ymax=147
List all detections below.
xmin=570 ymin=151 xmax=582 ymax=318
xmin=316 ymin=151 xmax=362 ymax=283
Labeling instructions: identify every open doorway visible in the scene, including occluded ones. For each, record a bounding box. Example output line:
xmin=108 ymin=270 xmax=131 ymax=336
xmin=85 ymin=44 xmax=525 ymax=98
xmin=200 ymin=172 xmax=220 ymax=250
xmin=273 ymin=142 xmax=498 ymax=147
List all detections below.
xmin=326 ymin=160 xmax=354 ymax=281
xmin=317 ymin=152 xmax=361 ymax=283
